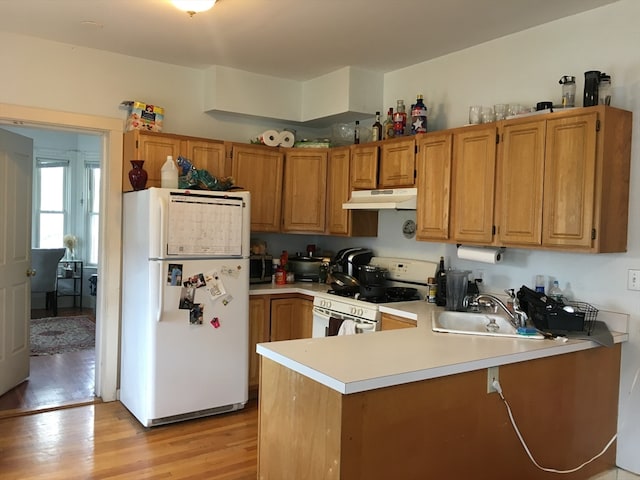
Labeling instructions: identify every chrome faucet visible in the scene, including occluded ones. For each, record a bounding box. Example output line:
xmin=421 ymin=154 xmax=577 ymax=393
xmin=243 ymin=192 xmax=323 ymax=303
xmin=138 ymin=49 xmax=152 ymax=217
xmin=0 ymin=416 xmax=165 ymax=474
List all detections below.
xmin=465 ymin=289 xmax=529 ymax=328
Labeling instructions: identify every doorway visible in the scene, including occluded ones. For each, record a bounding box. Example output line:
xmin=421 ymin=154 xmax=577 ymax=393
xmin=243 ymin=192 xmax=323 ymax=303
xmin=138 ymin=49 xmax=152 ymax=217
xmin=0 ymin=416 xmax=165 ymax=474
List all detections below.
xmin=0 ymin=126 xmax=100 ymax=414
xmin=0 ymin=103 xmax=123 ymax=410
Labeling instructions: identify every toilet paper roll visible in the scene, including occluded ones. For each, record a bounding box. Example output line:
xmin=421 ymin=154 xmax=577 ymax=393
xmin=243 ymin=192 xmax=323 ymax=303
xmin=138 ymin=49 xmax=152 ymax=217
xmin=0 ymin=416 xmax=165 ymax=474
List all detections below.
xmin=457 ymin=246 xmax=503 ymax=264
xmin=279 ymin=130 xmax=295 ymax=148
xmin=261 ymin=130 xmax=280 ymax=147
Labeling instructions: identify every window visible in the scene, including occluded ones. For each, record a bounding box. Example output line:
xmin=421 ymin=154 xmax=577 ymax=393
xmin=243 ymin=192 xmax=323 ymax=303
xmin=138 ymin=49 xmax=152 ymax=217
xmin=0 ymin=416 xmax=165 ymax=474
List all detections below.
xmin=34 ymin=158 xmax=68 ymax=249
xmin=33 ymin=155 xmax=101 ymax=266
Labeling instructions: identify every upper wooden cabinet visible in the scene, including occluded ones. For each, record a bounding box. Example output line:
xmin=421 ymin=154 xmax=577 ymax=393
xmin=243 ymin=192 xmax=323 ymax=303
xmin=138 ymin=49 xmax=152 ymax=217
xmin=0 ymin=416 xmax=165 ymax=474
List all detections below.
xmin=450 ymin=124 xmax=498 ymax=245
xmin=379 ymin=137 xmax=416 ymax=188
xmin=350 ymin=144 xmax=379 ymax=189
xmin=231 ymin=144 xmax=284 ymax=233
xmin=496 ymin=106 xmax=632 ymax=252
xmin=282 ymin=149 xmax=328 ymax=233
xmin=495 ymin=120 xmax=546 ymax=246
xmin=326 ymin=147 xmax=378 ymax=237
xmin=184 ymin=139 xmax=228 ymax=179
xmin=416 ymin=133 xmax=452 ymax=241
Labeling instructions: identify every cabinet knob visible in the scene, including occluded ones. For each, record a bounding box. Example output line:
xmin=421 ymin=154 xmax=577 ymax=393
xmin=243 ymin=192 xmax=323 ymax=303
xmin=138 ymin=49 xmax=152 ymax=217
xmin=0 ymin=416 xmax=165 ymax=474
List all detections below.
xmin=26 ymin=268 xmax=37 ymax=277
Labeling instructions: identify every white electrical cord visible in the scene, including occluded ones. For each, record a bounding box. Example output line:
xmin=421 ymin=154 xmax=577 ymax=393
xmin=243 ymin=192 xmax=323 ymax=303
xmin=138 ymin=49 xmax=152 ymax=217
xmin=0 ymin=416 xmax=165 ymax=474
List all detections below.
xmin=492 ymin=379 xmax=617 ymax=474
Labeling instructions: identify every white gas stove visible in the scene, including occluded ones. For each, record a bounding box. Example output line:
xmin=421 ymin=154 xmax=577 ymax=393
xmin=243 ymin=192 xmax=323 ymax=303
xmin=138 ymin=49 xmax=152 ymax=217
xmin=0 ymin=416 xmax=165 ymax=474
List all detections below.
xmin=311 ymin=257 xmax=437 ymax=337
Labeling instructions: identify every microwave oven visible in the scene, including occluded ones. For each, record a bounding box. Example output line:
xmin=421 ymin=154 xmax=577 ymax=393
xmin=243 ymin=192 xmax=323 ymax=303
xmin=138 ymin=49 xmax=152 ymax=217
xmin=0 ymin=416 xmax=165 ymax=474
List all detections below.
xmin=250 ymin=254 xmax=273 ymax=284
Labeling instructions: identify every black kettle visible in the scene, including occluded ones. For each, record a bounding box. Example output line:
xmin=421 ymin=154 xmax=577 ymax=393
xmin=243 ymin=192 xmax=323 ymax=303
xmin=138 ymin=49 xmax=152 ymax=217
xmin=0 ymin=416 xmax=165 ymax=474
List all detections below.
xmin=583 ymin=70 xmax=601 ymax=107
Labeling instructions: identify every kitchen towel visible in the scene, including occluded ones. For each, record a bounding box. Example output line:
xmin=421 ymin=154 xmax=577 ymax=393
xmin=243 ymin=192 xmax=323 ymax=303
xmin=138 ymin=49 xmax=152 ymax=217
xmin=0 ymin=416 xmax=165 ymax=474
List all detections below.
xmin=457 ymin=245 xmax=503 ymax=264
xmin=328 ymin=317 xmax=344 ymax=336
xmin=338 ymin=319 xmax=357 ymax=336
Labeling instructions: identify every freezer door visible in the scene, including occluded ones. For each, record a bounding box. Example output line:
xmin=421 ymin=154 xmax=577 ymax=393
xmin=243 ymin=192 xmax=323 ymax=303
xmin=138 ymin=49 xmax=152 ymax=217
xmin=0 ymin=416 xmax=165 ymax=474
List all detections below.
xmin=146 ymin=188 xmax=251 ymax=259
xmin=147 ymin=258 xmax=249 ymax=422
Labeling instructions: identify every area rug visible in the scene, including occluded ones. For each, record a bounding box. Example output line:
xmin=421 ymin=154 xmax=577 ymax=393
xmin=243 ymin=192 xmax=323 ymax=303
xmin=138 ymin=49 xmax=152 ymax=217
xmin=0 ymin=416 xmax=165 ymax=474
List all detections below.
xmin=30 ymin=316 xmax=95 ymax=356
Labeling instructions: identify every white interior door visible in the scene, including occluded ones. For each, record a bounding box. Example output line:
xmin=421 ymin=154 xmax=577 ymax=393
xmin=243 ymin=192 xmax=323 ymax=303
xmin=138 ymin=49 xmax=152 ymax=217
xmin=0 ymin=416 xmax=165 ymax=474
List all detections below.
xmin=0 ymin=128 xmax=33 ymax=396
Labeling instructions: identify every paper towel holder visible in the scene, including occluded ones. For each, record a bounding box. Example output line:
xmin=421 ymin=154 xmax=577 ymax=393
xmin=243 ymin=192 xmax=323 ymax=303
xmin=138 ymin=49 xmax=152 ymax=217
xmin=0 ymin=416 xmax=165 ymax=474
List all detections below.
xmin=456 ymin=244 xmax=506 ymax=263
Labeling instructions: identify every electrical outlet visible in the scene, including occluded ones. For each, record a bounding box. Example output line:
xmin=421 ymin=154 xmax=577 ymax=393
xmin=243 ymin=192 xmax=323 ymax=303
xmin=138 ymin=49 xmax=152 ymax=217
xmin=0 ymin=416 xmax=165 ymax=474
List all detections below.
xmin=628 ymin=269 xmax=640 ymax=291
xmin=487 ymin=366 xmax=499 ymax=393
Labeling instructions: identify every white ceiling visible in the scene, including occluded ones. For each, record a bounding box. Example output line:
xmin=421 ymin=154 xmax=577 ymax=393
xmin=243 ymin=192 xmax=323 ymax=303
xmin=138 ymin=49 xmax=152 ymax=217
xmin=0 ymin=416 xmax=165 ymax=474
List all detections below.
xmin=0 ymin=0 xmax=618 ymax=81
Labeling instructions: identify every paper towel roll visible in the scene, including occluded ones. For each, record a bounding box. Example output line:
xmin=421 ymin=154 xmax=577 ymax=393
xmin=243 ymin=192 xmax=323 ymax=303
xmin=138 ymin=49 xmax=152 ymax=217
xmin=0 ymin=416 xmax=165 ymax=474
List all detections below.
xmin=279 ymin=131 xmax=295 ymax=148
xmin=457 ymin=246 xmax=503 ymax=264
xmin=261 ymin=130 xmax=280 ymax=147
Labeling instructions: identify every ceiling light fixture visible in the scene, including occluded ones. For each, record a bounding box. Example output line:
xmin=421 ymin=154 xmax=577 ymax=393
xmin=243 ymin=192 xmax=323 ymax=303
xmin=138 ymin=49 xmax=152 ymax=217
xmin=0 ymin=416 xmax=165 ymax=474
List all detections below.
xmin=171 ymin=0 xmax=217 ymax=17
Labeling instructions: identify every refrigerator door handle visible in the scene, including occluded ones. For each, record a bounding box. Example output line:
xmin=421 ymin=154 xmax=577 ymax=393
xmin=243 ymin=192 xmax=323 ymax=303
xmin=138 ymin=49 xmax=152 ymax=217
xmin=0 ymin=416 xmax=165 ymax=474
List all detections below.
xmin=157 ymin=263 xmax=164 ymax=322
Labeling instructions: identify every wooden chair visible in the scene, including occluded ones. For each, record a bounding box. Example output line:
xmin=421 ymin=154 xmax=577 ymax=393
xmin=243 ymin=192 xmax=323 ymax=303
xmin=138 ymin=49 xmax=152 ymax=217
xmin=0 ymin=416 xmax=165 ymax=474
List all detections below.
xmin=31 ymin=248 xmax=66 ymax=316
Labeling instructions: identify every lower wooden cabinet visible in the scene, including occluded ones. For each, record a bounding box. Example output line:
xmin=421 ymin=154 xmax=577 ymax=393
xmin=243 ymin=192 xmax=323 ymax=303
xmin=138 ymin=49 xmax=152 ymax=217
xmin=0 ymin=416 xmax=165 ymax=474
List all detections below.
xmin=248 ymin=294 xmax=313 ymax=396
xmin=248 ymin=296 xmax=270 ymax=394
xmin=380 ymin=313 xmax=417 ymax=330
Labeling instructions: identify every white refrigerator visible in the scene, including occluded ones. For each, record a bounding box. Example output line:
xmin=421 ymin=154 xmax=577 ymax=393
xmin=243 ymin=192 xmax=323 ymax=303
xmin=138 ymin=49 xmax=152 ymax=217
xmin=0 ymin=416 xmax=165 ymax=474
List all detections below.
xmin=120 ymin=187 xmax=251 ymax=427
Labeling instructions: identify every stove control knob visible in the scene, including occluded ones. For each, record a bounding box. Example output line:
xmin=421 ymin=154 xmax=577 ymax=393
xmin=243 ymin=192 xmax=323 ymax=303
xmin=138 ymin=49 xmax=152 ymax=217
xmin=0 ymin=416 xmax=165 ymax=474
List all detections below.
xmin=350 ymin=306 xmax=357 ymax=315
xmin=357 ymin=308 xmax=363 ymax=317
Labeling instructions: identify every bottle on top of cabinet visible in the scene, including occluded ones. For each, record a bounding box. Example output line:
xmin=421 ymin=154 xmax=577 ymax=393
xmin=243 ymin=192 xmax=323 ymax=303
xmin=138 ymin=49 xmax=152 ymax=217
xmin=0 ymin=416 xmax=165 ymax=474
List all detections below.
xmin=393 ymin=100 xmax=407 ymax=136
xmin=371 ymin=111 xmax=383 ymax=142
xmin=383 ymin=108 xmax=395 ymax=140
xmin=411 ymin=94 xmax=428 ymax=134
xmin=161 ymin=155 xmax=178 ymax=189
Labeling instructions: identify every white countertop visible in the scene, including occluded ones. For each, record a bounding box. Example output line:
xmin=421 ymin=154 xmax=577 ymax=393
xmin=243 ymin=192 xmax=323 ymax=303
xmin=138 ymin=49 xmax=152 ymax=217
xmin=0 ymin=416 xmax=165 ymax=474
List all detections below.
xmin=253 ymin=283 xmax=628 ymax=395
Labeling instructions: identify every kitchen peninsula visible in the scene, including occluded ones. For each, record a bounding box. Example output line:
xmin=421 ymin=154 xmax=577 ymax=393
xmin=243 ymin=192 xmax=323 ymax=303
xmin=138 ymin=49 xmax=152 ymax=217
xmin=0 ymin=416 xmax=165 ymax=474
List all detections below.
xmin=256 ymin=298 xmax=626 ymax=479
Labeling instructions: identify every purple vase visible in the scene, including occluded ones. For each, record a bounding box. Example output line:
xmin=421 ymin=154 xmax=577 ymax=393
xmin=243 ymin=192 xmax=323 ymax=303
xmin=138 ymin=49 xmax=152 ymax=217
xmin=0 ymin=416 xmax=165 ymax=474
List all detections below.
xmin=128 ymin=160 xmax=148 ymax=190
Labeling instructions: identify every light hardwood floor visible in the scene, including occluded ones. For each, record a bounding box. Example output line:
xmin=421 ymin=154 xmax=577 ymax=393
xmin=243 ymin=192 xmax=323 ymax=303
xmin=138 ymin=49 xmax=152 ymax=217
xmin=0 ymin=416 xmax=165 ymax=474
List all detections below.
xmin=0 ymin=308 xmax=98 ymax=416
xmin=0 ymin=400 xmax=258 ymax=479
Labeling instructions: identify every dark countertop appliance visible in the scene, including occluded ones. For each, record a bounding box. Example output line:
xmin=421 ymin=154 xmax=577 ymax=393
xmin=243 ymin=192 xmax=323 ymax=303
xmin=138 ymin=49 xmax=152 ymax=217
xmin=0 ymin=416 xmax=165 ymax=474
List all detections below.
xmin=333 ymin=248 xmax=373 ymax=277
xmin=249 ymin=254 xmax=273 ymax=284
xmin=287 ymin=255 xmax=324 ymax=282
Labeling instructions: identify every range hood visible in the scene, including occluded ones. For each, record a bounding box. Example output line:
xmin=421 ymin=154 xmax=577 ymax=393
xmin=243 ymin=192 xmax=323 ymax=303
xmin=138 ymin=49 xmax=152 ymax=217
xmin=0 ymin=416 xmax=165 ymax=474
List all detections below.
xmin=343 ymin=188 xmax=417 ymax=210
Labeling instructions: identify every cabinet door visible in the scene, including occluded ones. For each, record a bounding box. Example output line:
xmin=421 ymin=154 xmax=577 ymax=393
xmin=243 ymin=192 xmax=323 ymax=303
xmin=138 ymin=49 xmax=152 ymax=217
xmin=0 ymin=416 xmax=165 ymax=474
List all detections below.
xmin=294 ymin=297 xmax=313 ymax=339
xmin=350 ymin=145 xmax=378 ymax=189
xmin=379 ymin=138 xmax=416 ymax=188
xmin=326 ymin=147 xmax=352 ymax=235
xmin=451 ymin=126 xmax=497 ymax=244
xmin=231 ymin=144 xmax=284 ymax=232
xmin=380 ymin=313 xmax=417 ymax=330
xmin=542 ymin=113 xmax=597 ymax=248
xmin=185 ymin=140 xmax=229 ymax=179
xmin=122 ymin=131 xmax=182 ymax=191
xmin=416 ymin=133 xmax=452 ymax=241
xmin=496 ymin=120 xmax=546 ymax=246
xmin=282 ymin=150 xmax=328 ymax=233
xmin=326 ymin=147 xmax=379 ymax=237
xmin=249 ymin=296 xmax=270 ymax=393
xmin=270 ymin=297 xmax=312 ymax=341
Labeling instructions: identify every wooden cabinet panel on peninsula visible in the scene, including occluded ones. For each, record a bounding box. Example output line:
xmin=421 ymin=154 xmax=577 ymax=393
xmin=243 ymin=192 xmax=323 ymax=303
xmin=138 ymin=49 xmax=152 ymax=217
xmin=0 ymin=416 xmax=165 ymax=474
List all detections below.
xmin=230 ymin=144 xmax=284 ymax=232
xmin=282 ymin=149 xmax=328 ymax=233
xmin=122 ymin=130 xmax=227 ymax=192
xmin=496 ymin=106 xmax=632 ymax=252
xmin=326 ymin=146 xmax=378 ymax=237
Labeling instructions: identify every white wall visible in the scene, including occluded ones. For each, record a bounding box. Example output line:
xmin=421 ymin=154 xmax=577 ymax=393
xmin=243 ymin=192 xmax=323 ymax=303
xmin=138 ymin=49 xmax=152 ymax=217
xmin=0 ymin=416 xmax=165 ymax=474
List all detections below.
xmin=1 ymin=0 xmax=638 ymax=472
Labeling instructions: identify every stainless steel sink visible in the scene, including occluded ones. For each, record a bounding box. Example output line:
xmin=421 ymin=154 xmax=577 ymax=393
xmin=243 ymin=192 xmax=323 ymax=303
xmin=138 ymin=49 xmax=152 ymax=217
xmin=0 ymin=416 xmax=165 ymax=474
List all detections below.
xmin=432 ymin=311 xmax=544 ymax=339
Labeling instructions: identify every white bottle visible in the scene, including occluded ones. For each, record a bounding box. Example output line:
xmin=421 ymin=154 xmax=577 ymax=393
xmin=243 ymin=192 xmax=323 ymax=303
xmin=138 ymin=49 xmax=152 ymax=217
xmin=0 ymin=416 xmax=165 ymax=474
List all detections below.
xmin=161 ymin=155 xmax=178 ymax=189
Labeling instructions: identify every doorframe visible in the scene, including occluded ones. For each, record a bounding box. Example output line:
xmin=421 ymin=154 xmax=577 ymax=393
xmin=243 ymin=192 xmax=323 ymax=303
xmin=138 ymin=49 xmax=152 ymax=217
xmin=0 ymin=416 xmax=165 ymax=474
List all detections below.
xmin=0 ymin=103 xmax=122 ymax=402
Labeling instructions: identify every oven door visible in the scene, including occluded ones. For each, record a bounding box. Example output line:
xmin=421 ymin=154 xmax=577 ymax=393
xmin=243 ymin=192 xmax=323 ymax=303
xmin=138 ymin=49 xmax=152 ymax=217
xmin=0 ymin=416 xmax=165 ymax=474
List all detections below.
xmin=312 ymin=306 xmax=377 ymax=337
